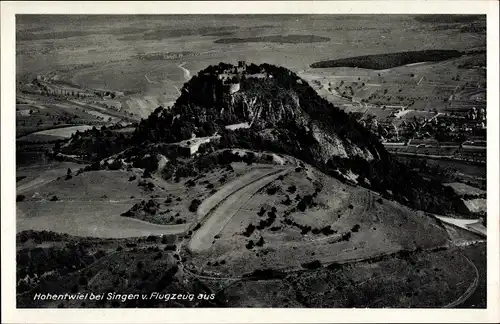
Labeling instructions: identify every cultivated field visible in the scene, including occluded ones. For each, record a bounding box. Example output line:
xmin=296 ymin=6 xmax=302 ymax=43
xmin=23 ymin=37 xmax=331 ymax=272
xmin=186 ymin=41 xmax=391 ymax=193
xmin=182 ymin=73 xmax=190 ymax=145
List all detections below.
xmin=16 ymin=160 xmax=277 ymax=238
xmin=18 ymin=125 xmax=94 ymax=142
xmin=17 ymin=161 xmax=83 ymax=193
xmin=17 ymin=201 xmax=188 ymax=238
xmin=16 ymin=166 xmax=196 ymax=237
xmin=300 ymin=52 xmax=485 ymax=126
xmin=444 ymin=182 xmax=486 ymax=197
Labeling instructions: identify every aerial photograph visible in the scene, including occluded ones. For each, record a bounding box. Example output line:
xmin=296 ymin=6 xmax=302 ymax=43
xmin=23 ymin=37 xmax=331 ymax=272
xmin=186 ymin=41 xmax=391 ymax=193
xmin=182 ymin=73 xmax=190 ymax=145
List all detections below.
xmin=15 ymin=14 xmax=487 ymax=308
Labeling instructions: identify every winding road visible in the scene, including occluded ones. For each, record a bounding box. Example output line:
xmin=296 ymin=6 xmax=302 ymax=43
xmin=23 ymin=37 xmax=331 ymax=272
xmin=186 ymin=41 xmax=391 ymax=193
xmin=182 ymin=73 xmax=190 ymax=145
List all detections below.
xmin=178 ymin=62 xmax=191 ymax=80
xmin=444 ymin=253 xmax=480 ymax=308
xmin=188 ymin=167 xmax=291 ymax=252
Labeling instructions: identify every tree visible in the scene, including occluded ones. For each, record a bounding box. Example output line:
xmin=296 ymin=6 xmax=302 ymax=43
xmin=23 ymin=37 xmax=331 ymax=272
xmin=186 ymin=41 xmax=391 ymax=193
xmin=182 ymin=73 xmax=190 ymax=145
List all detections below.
xmin=65 ymin=168 xmax=73 ymax=180
xmin=301 ymin=260 xmax=321 ymax=269
xmin=78 ymin=275 xmax=88 ymax=286
xmin=245 ymin=240 xmax=254 ymax=249
xmin=189 ymin=199 xmax=201 ymax=212
xmin=243 ymin=223 xmax=256 ymax=237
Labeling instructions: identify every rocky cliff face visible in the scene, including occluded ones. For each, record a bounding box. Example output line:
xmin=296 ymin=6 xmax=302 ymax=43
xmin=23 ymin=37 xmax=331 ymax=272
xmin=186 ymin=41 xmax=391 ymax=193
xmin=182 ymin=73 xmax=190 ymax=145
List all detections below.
xmin=169 ymin=62 xmax=384 ymax=165
xmin=230 ymin=89 xmax=302 ymax=125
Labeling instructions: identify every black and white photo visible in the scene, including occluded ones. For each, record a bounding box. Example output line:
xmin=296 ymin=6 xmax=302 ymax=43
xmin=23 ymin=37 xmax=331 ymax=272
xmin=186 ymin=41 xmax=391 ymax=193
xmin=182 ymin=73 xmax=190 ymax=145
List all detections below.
xmin=2 ymin=2 xmax=499 ymax=322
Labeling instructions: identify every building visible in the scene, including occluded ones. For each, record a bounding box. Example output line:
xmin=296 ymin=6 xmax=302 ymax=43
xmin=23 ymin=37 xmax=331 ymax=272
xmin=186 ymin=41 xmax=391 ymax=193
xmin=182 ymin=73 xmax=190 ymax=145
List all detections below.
xmin=237 ymin=61 xmax=247 ymax=73
xmin=174 ymin=136 xmax=221 ymax=157
xmin=229 ymin=83 xmax=240 ymax=94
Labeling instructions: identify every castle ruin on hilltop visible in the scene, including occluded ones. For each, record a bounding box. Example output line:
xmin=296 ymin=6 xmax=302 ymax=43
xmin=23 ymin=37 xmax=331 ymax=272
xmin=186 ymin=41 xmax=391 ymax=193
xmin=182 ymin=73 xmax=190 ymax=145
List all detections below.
xmin=218 ymin=61 xmax=269 ymax=94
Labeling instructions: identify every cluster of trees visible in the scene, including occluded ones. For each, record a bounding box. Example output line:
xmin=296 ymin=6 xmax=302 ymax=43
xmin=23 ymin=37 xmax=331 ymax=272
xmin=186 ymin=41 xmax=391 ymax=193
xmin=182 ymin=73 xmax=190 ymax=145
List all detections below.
xmin=265 ymin=184 xmax=280 ymax=195
xmin=17 ymin=230 xmax=70 ymax=244
xmin=133 ymin=107 xmax=211 ymax=144
xmin=19 ymin=235 xmax=222 ymax=308
xmin=243 ymin=223 xmax=256 ymax=237
xmin=217 ymin=124 xmax=317 ymax=165
xmin=161 ymin=149 xmax=259 ymax=183
xmin=58 ymin=126 xmax=132 ymax=162
xmin=30 ymin=78 xmax=116 ymax=101
xmin=325 ymin=155 xmax=470 ymax=216
xmin=297 ymin=194 xmax=318 ymax=212
xmin=257 ymin=209 xmax=277 ymax=230
xmin=399 ymin=157 xmax=458 ymax=182
xmin=121 ymin=199 xmax=160 ymax=217
xmin=102 ymin=264 xmax=182 ymax=308
xmin=310 ymin=50 xmax=464 ymax=70
xmin=245 ymin=236 xmax=265 ymax=250
xmin=242 ymin=268 xmax=287 ymax=280
xmin=312 ymin=226 xmax=336 ymax=235
xmin=282 ymin=218 xmax=313 ymax=235
xmin=120 ymin=199 xmax=185 ymax=225
xmin=137 ymin=180 xmax=155 ymax=191
xmin=17 ymin=243 xmax=105 ymax=292
xmin=242 ymin=206 xmax=279 ymax=238
xmin=301 ymin=260 xmax=322 ymax=270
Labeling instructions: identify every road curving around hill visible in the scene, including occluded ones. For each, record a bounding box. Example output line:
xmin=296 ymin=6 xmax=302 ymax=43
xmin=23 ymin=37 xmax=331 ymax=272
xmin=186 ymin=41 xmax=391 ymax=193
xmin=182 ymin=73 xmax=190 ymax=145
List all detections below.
xmin=188 ymin=166 xmax=291 ymax=253
xmin=443 ymin=253 xmax=480 ymax=308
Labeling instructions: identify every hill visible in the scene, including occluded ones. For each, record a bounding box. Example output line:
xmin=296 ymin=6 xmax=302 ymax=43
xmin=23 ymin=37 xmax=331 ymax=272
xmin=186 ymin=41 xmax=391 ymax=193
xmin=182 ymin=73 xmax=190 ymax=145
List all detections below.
xmin=17 ymin=62 xmax=484 ymax=308
xmin=57 ymin=62 xmax=470 ymax=217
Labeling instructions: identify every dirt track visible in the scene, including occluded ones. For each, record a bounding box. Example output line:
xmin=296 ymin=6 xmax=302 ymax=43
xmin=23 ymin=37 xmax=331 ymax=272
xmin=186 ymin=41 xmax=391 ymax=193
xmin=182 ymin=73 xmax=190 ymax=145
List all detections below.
xmin=188 ymin=167 xmax=291 ymax=252
xmin=444 ymin=253 xmax=479 ymax=308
